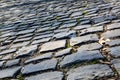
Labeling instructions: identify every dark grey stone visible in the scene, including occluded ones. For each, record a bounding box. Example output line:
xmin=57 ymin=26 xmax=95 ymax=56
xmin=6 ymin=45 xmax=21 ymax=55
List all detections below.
xmin=36 ymin=27 xmax=50 ymax=33
xmin=55 ymin=48 xmax=72 ymax=57
xmin=80 ymin=26 xmax=103 ymax=35
xmin=16 ymin=29 xmax=35 ymax=35
xmin=34 ymin=33 xmax=53 ymax=40
xmin=5 ymin=59 xmax=20 ymax=67
xmin=74 ymin=25 xmax=91 ymax=30
xmin=77 ymin=43 xmax=102 ymax=51
xmin=10 ymin=42 xmax=30 ymax=48
xmin=102 ymin=29 xmax=120 ymax=39
xmin=108 ymin=46 xmax=120 ymax=57
xmin=106 ymin=39 xmax=120 ymax=46
xmin=67 ymin=64 xmax=113 ymax=80
xmin=60 ymin=50 xmax=103 ymax=67
xmin=107 ymin=23 xmax=120 ymax=30
xmin=70 ymin=34 xmax=98 ymax=46
xmin=0 ymin=48 xmax=17 ymax=55
xmin=92 ymin=16 xmax=105 ymax=23
xmin=53 ymin=30 xmax=76 ymax=39
xmin=71 ymin=11 xmax=82 ymax=17
xmin=31 ymin=38 xmax=51 ymax=45
xmin=16 ymin=45 xmax=38 ymax=58
xmin=111 ymin=59 xmax=120 ymax=73
xmin=25 ymin=71 xmax=63 ymax=80
xmin=40 ymin=40 xmax=66 ymax=52
xmin=60 ymin=23 xmax=77 ymax=29
xmin=0 ymin=66 xmax=21 ymax=79
xmin=25 ymin=53 xmax=53 ymax=64
xmin=22 ymin=59 xmax=57 ymax=75
xmin=13 ymin=37 xmax=32 ymax=43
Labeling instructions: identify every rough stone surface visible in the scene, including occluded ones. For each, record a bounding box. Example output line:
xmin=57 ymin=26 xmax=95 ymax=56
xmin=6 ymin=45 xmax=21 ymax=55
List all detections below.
xmin=60 ymin=50 xmax=103 ymax=67
xmin=40 ymin=40 xmax=66 ymax=52
xmin=77 ymin=43 xmax=102 ymax=51
xmin=25 ymin=71 xmax=63 ymax=80
xmin=22 ymin=59 xmax=57 ymax=75
xmin=0 ymin=0 xmax=120 ymax=79
xmin=55 ymin=48 xmax=72 ymax=57
xmin=25 ymin=53 xmax=53 ymax=64
xmin=80 ymin=26 xmax=103 ymax=35
xmin=67 ymin=64 xmax=114 ymax=80
xmin=70 ymin=34 xmax=99 ymax=46
xmin=0 ymin=66 xmax=21 ymax=78
xmin=5 ymin=59 xmax=20 ymax=67
xmin=106 ymin=39 xmax=120 ymax=46
xmin=108 ymin=46 xmax=120 ymax=57
xmin=102 ymin=29 xmax=120 ymax=39
xmin=16 ymin=45 xmax=38 ymax=58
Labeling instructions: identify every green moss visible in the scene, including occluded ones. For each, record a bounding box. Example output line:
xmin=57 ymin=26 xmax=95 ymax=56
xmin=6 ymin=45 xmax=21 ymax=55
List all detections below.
xmin=66 ymin=42 xmax=71 ymax=48
xmin=83 ymin=11 xmax=89 ymax=15
xmin=18 ymin=74 xmax=24 ymax=80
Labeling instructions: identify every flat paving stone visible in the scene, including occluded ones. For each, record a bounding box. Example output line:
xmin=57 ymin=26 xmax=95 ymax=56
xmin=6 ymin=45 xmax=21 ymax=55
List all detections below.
xmin=16 ymin=45 xmax=38 ymax=58
xmin=80 ymin=26 xmax=103 ymax=35
xmin=55 ymin=48 xmax=72 ymax=57
xmin=107 ymin=23 xmax=120 ymax=30
xmin=16 ymin=29 xmax=35 ymax=35
xmin=77 ymin=43 xmax=102 ymax=51
xmin=5 ymin=59 xmax=20 ymax=67
xmin=60 ymin=22 xmax=77 ymax=29
xmin=70 ymin=34 xmax=99 ymax=46
xmin=25 ymin=71 xmax=63 ymax=80
xmin=53 ymin=30 xmax=76 ymax=39
xmin=31 ymin=38 xmax=51 ymax=45
xmin=106 ymin=39 xmax=120 ymax=46
xmin=0 ymin=48 xmax=17 ymax=55
xmin=25 ymin=53 xmax=53 ymax=64
xmin=10 ymin=42 xmax=30 ymax=48
xmin=60 ymin=50 xmax=103 ymax=68
xmin=22 ymin=59 xmax=57 ymax=75
xmin=67 ymin=64 xmax=114 ymax=80
xmin=71 ymin=11 xmax=82 ymax=17
xmin=102 ymin=29 xmax=120 ymax=39
xmin=92 ymin=16 xmax=105 ymax=24
xmin=0 ymin=66 xmax=21 ymax=79
xmin=111 ymin=59 xmax=120 ymax=73
xmin=2 ymin=54 xmax=13 ymax=60
xmin=108 ymin=46 xmax=120 ymax=57
xmin=40 ymin=40 xmax=66 ymax=52
xmin=13 ymin=37 xmax=32 ymax=43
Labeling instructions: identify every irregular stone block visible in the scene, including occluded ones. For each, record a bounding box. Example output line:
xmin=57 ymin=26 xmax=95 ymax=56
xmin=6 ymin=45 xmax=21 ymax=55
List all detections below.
xmin=60 ymin=50 xmax=103 ymax=67
xmin=67 ymin=64 xmax=113 ymax=80
xmin=70 ymin=34 xmax=98 ymax=46
xmin=25 ymin=71 xmax=63 ymax=80
xmin=40 ymin=40 xmax=66 ymax=52
xmin=22 ymin=59 xmax=57 ymax=75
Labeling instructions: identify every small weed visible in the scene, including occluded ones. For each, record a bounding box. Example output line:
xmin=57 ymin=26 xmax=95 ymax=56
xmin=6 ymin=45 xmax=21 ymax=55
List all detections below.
xmin=17 ymin=74 xmax=24 ymax=80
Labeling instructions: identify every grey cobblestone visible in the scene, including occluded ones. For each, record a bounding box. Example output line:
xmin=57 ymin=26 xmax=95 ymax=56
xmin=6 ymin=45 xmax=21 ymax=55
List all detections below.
xmin=0 ymin=0 xmax=120 ymax=79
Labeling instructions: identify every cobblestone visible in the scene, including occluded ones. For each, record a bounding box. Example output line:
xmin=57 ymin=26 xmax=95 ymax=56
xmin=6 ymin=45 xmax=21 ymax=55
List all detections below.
xmin=0 ymin=0 xmax=120 ymax=79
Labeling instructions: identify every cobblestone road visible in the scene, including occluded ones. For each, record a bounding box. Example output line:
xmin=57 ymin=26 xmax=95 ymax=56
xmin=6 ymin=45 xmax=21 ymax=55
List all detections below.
xmin=0 ymin=0 xmax=120 ymax=80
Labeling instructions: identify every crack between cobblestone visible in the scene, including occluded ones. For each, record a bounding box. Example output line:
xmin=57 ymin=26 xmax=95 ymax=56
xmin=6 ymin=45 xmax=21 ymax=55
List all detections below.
xmin=98 ymin=25 xmax=120 ymax=79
